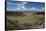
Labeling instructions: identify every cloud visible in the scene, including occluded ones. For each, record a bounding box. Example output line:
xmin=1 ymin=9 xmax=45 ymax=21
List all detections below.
xmin=22 ymin=2 xmax=27 ymax=4
xmin=7 ymin=8 xmax=16 ymax=11
xmin=7 ymin=1 xmax=26 ymax=11
xmin=7 ymin=1 xmax=45 ymax=12
xmin=15 ymin=6 xmax=45 ymax=12
xmin=15 ymin=2 xmax=27 ymax=11
xmin=42 ymin=7 xmax=45 ymax=10
xmin=30 ymin=7 xmax=45 ymax=12
xmin=16 ymin=6 xmax=26 ymax=11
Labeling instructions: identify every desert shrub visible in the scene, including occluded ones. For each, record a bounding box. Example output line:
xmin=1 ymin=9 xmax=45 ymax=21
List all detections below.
xmin=6 ymin=11 xmax=26 ymax=17
xmin=23 ymin=23 xmax=33 ymax=29
xmin=6 ymin=19 xmax=20 ymax=30
xmin=17 ymin=25 xmax=26 ymax=30
xmin=6 ymin=19 xmax=16 ymax=30
xmin=13 ymin=20 xmax=26 ymax=30
xmin=33 ymin=12 xmax=45 ymax=15
xmin=6 ymin=19 xmax=26 ymax=30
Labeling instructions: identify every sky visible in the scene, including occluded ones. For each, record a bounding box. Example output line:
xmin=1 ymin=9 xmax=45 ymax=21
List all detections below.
xmin=6 ymin=1 xmax=45 ymax=12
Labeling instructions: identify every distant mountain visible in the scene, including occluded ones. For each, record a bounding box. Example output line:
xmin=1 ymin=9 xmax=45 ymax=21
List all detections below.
xmin=6 ymin=10 xmax=45 ymax=15
xmin=6 ymin=10 xmax=45 ymax=13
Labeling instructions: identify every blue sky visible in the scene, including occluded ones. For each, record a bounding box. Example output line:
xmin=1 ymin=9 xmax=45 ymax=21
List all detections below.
xmin=7 ymin=1 xmax=45 ymax=11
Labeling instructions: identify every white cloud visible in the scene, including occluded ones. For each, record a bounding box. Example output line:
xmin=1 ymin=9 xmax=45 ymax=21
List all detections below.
xmin=15 ymin=6 xmax=45 ymax=12
xmin=15 ymin=2 xmax=27 ymax=11
xmin=16 ymin=6 xmax=26 ymax=11
xmin=22 ymin=2 xmax=27 ymax=4
xmin=42 ymin=7 xmax=45 ymax=10
xmin=7 ymin=8 xmax=15 ymax=11
xmin=7 ymin=1 xmax=45 ymax=12
xmin=29 ymin=7 xmax=45 ymax=12
xmin=31 ymin=7 xmax=36 ymax=10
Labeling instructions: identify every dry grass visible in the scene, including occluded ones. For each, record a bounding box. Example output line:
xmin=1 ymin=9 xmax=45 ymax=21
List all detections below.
xmin=6 ymin=13 xmax=45 ymax=30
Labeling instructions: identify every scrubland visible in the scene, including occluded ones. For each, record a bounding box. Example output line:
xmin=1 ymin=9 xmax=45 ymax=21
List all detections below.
xmin=6 ymin=12 xmax=45 ymax=30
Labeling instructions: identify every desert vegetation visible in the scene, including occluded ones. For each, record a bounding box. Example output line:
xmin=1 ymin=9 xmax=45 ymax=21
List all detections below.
xmin=6 ymin=11 xmax=45 ymax=30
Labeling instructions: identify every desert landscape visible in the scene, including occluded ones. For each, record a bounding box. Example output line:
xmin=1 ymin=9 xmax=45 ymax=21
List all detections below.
xmin=6 ymin=11 xmax=45 ymax=30
xmin=6 ymin=1 xmax=45 ymax=30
